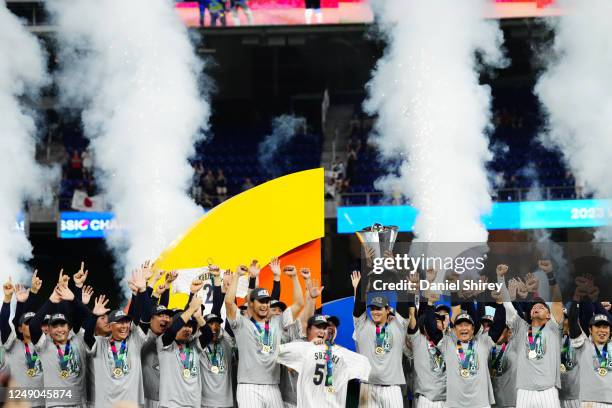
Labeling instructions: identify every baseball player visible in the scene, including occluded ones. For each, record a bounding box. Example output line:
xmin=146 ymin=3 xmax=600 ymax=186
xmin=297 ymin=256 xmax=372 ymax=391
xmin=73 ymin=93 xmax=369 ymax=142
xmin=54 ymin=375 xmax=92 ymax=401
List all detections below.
xmin=407 ymin=299 xmax=449 ymax=408
xmin=559 ymin=308 xmax=579 ymax=408
xmin=489 ymin=323 xmax=518 ymax=408
xmin=29 ymin=283 xmax=88 ymax=407
xmin=157 ymin=295 xmax=205 ymax=407
xmin=351 ymin=270 xmax=411 ymax=407
xmin=199 ymin=313 xmax=235 ymax=408
xmin=277 ymin=315 xmax=371 ymax=408
xmin=225 ymin=261 xmax=304 ymax=408
xmin=1 ymin=277 xmax=45 ymax=408
xmin=497 ymin=262 xmax=564 ymax=408
xmin=425 ymin=298 xmax=506 ymax=408
xmin=568 ymin=301 xmax=612 ymax=407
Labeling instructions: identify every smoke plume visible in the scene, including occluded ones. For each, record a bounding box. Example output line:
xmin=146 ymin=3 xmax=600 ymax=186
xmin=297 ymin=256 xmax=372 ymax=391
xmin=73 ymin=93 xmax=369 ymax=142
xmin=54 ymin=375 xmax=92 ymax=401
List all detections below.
xmin=258 ymin=115 xmax=307 ymax=177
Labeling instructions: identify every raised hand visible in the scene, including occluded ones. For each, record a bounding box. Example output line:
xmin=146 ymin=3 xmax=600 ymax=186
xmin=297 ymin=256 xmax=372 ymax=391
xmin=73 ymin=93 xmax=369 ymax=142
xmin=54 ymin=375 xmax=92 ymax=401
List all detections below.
xmin=131 ymin=269 xmax=147 ymax=292
xmin=208 ymin=265 xmax=221 ymax=278
xmin=350 ymin=270 xmax=361 ymax=290
xmin=49 ymin=285 xmax=62 ymax=304
xmin=149 ymin=267 xmax=164 ymax=286
xmin=307 ymin=279 xmax=324 ymax=299
xmin=141 ymin=260 xmax=153 ymax=281
xmin=525 ymin=273 xmax=539 ymax=293
xmin=270 ymin=257 xmax=281 ymax=279
xmin=496 ymin=264 xmax=509 ymax=277
xmin=283 ymin=265 xmax=297 ymax=278
xmin=190 ymin=278 xmax=204 ymax=294
xmin=154 ymin=283 xmax=169 ymax=298
xmin=82 ymin=285 xmax=94 ymax=305
xmin=58 ymin=269 xmax=70 ymax=288
xmin=300 ymin=267 xmax=311 ymax=281
xmin=515 ymin=278 xmax=529 ymax=299
xmin=31 ymin=270 xmax=42 ymax=294
xmin=92 ymin=295 xmax=110 ymax=316
xmin=538 ymin=260 xmax=553 ymax=274
xmin=248 ymin=260 xmax=261 ymax=279
xmin=57 ymin=285 xmax=75 ymax=302
xmin=15 ymin=284 xmax=30 ymax=303
xmin=73 ymin=261 xmax=88 ymax=288
xmin=189 ymin=294 xmax=203 ymax=311
xmin=3 ymin=277 xmax=14 ymax=299
xmin=165 ymin=270 xmax=179 ymax=284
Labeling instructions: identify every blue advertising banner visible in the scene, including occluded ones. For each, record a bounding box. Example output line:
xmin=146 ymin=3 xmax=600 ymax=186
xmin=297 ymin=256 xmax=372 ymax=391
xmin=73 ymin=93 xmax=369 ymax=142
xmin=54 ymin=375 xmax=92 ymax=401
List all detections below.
xmin=337 ymin=199 xmax=612 ymax=233
xmin=59 ymin=212 xmax=118 ymax=239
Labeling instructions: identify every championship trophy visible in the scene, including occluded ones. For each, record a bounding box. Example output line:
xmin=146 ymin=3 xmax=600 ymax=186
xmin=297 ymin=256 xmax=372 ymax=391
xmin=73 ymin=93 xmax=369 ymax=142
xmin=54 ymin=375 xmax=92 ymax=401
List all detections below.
xmin=355 ymin=223 xmax=399 ymax=259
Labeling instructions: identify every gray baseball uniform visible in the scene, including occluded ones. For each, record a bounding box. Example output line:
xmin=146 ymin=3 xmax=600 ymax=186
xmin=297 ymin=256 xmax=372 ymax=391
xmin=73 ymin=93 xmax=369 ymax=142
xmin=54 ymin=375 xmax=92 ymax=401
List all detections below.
xmin=409 ymin=331 xmax=447 ymax=403
xmin=4 ymin=331 xmax=44 ymax=407
xmin=280 ymin=320 xmax=304 ymax=407
xmin=559 ymin=334 xmax=580 ymax=402
xmin=441 ymin=333 xmax=495 ymax=408
xmin=571 ymin=333 xmax=612 ymax=404
xmin=141 ymin=332 xmax=161 ymax=404
xmin=34 ymin=330 xmax=87 ymax=407
xmin=156 ymin=335 xmax=202 ymax=408
xmin=490 ymin=339 xmax=518 ymax=408
xmin=200 ymin=333 xmax=235 ymax=408
xmin=89 ymin=325 xmax=148 ymax=407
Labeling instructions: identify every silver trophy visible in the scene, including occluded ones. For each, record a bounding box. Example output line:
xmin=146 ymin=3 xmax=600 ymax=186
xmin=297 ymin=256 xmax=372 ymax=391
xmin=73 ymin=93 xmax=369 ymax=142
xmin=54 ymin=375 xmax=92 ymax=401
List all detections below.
xmin=356 ymin=223 xmax=399 ymax=259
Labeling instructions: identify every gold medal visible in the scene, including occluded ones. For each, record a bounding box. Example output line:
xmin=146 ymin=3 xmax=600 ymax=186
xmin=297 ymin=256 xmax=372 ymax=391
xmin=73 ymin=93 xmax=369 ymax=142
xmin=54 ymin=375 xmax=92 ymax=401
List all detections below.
xmin=460 ymin=368 xmax=470 ymax=378
xmin=326 ymin=386 xmax=335 ymax=393
xmin=598 ymin=368 xmax=608 ymax=377
xmin=113 ymin=367 xmax=124 ymax=378
xmin=26 ymin=368 xmax=36 ymax=377
xmin=211 ymin=366 xmax=220 ymax=374
xmin=375 ymin=346 xmax=384 ymax=355
xmin=560 ymin=364 xmax=567 ymax=373
xmin=262 ymin=345 xmax=271 ymax=354
xmin=183 ymin=368 xmax=191 ymax=379
xmin=60 ymin=370 xmax=70 ymax=379
xmin=528 ymin=350 xmax=537 ymax=360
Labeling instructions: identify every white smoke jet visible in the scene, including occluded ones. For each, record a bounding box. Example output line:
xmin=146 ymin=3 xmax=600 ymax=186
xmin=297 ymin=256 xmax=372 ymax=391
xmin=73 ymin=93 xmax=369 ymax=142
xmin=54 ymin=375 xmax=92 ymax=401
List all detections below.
xmin=365 ymin=0 xmax=507 ymax=244
xmin=48 ymin=0 xmax=208 ymax=289
xmin=258 ymin=114 xmax=307 ymax=177
xmin=535 ymin=0 xmax=612 ymax=248
xmin=0 ymin=3 xmax=53 ymax=283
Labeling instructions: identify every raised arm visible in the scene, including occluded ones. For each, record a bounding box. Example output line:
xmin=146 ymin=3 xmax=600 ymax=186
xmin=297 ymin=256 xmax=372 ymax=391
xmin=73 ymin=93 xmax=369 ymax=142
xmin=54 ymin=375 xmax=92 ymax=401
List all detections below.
xmin=300 ymin=279 xmax=323 ymax=332
xmin=488 ymin=302 xmax=506 ymax=343
xmin=1 ymin=278 xmax=14 ymax=344
xmin=352 ymin=270 xmax=365 ymax=318
xmin=224 ymin=266 xmax=243 ymax=322
xmin=284 ymin=265 xmax=305 ymax=320
xmin=423 ymin=295 xmax=443 ymax=344
xmin=270 ymin=258 xmax=281 ymax=300
xmin=162 ymin=295 xmax=202 ymax=347
xmin=85 ymin=295 xmax=110 ymax=348
xmin=538 ymin=260 xmax=563 ymax=323
xmin=30 ymin=286 xmax=62 ymax=345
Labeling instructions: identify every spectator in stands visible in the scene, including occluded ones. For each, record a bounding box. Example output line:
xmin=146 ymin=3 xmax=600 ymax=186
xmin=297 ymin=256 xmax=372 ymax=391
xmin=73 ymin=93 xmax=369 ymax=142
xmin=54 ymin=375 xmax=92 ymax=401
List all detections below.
xmin=325 ymin=177 xmax=336 ymax=200
xmin=331 ymin=158 xmax=345 ymax=181
xmin=202 ymin=170 xmax=217 ymax=198
xmin=345 ymin=148 xmax=357 ymax=186
xmin=201 ymin=194 xmax=213 ymax=209
xmin=69 ymin=150 xmax=83 ymax=180
xmin=81 ymin=148 xmax=93 ymax=181
xmin=216 ymin=169 xmax=227 ymax=202
xmin=241 ymin=177 xmax=254 ymax=192
xmin=192 ymin=164 xmax=204 ymax=203
xmin=349 ymin=114 xmax=362 ymax=136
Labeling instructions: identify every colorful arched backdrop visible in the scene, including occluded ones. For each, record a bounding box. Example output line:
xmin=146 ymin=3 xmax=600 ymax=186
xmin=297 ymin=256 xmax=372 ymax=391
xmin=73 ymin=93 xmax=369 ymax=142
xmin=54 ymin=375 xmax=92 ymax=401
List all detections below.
xmin=152 ymin=168 xmax=324 ymax=310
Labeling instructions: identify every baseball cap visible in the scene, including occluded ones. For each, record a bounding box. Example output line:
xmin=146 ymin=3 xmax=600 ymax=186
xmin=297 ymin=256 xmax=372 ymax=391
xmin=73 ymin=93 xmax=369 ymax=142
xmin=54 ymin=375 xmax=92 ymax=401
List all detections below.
xmin=367 ymin=296 xmax=389 ymax=308
xmin=19 ymin=312 xmax=36 ymax=326
xmin=152 ymin=305 xmax=176 ymax=317
xmin=590 ymin=314 xmax=612 ymax=327
xmin=454 ymin=313 xmax=474 ymax=326
xmin=250 ymin=288 xmax=271 ymax=302
xmin=481 ymin=315 xmax=494 ymax=324
xmin=204 ymin=313 xmax=224 ymax=324
xmin=49 ymin=313 xmax=68 ymax=326
xmin=270 ymin=300 xmax=287 ymax=311
xmin=108 ymin=309 xmax=132 ymax=324
xmin=435 ymin=304 xmax=451 ymax=314
xmin=307 ymin=315 xmax=329 ymax=328
xmin=325 ymin=315 xmax=340 ymax=327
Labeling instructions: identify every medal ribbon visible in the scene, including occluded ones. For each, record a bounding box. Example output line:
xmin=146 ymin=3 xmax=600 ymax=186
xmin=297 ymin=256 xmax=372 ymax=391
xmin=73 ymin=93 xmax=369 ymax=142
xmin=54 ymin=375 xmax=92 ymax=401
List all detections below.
xmin=593 ymin=342 xmax=609 ymax=369
xmin=55 ymin=341 xmax=71 ymax=372
xmin=24 ymin=342 xmax=38 ymax=370
xmin=456 ymin=340 xmax=474 ymax=370
xmin=375 ymin=323 xmax=388 ymax=349
xmin=425 ymin=334 xmax=441 ymax=358
xmin=324 ymin=340 xmax=334 ymax=387
xmin=561 ymin=335 xmax=571 ymax=366
xmin=178 ymin=344 xmax=192 ymax=371
xmin=110 ymin=339 xmax=127 ymax=369
xmin=250 ymin=318 xmax=271 ymax=347
xmin=490 ymin=343 xmax=507 ymax=371
xmin=528 ymin=325 xmax=544 ymax=353
xmin=207 ymin=343 xmax=220 ymax=367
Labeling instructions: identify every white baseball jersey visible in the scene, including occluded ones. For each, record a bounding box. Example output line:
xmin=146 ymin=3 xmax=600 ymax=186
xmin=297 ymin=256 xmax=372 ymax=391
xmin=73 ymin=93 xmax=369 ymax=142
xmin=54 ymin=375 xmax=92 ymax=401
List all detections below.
xmin=277 ymin=341 xmax=371 ymax=408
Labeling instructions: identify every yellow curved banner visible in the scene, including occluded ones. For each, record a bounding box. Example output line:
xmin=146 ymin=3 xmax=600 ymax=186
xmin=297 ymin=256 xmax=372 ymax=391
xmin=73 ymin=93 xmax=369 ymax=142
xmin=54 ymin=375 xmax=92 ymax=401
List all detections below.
xmin=153 ymin=168 xmax=324 ymax=308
